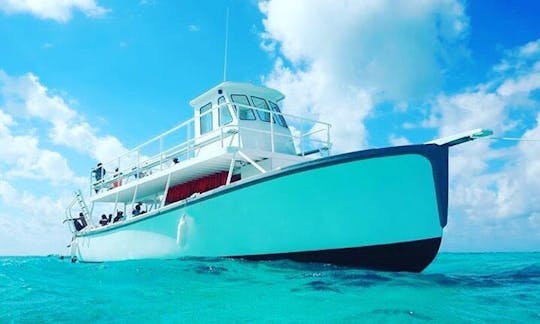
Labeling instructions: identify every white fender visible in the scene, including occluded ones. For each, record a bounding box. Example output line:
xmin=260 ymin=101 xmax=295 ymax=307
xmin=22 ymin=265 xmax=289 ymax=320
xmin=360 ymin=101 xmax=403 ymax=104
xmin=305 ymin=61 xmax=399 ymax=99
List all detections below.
xmin=176 ymin=214 xmax=187 ymax=247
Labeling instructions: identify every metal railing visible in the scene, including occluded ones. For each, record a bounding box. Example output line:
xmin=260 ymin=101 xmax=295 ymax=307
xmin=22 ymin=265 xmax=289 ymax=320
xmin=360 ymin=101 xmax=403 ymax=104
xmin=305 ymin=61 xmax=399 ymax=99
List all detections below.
xmin=90 ymin=102 xmax=332 ymax=195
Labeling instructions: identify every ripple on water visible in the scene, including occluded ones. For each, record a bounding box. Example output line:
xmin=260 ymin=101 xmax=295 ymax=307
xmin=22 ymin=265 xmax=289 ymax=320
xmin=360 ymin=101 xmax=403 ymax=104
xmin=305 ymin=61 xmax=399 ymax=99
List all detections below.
xmin=371 ymin=308 xmax=433 ymax=321
xmin=193 ymin=265 xmax=229 ymax=275
xmin=0 ymin=254 xmax=539 ymax=322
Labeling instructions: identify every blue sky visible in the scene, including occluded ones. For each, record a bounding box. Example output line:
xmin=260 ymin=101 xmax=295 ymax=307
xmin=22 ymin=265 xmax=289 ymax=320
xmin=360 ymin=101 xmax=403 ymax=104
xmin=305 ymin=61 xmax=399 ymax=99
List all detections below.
xmin=0 ymin=0 xmax=539 ymax=255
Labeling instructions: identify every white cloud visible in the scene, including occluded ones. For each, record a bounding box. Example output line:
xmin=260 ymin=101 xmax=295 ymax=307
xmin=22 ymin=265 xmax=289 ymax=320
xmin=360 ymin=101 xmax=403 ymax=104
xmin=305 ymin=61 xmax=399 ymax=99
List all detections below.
xmin=443 ymin=120 xmax=540 ymax=250
xmin=260 ymin=0 xmax=468 ymax=152
xmin=423 ymin=39 xmax=540 ymax=249
xmin=427 ymin=89 xmax=509 ymax=179
xmin=493 ymin=38 xmax=540 ymax=76
xmin=188 ymin=24 xmax=200 ymax=32
xmin=0 ymin=71 xmax=75 ymax=123
xmin=0 ymin=108 xmax=83 ymax=185
xmin=261 ymin=0 xmax=540 ymax=250
xmin=431 ymin=89 xmax=508 ymax=137
xmin=0 ymin=180 xmax=72 ymax=255
xmin=0 ymin=0 xmax=109 ymax=23
xmin=139 ymin=0 xmax=156 ymax=6
xmin=388 ymin=134 xmax=411 ymax=146
xmin=424 ymin=36 xmax=540 ymax=184
xmin=265 ymin=58 xmax=372 ymax=152
xmin=0 ymin=179 xmax=16 ymax=201
xmin=0 ymin=70 xmax=128 ymax=163
xmin=0 ymin=109 xmax=14 ymax=133
xmin=519 ymin=39 xmax=540 ymax=58
xmin=497 ymin=70 xmax=540 ymax=97
xmin=0 ymin=70 xmax=131 ymax=255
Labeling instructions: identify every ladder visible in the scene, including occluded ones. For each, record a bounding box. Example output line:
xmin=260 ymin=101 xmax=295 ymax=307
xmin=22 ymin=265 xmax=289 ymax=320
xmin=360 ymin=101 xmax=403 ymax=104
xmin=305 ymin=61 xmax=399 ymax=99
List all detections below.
xmin=74 ymin=189 xmax=90 ymax=220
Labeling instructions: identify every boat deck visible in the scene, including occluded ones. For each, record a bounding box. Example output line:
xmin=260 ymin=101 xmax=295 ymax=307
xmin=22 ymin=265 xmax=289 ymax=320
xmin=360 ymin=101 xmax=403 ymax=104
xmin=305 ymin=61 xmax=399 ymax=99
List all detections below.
xmin=91 ymin=147 xmax=308 ymax=203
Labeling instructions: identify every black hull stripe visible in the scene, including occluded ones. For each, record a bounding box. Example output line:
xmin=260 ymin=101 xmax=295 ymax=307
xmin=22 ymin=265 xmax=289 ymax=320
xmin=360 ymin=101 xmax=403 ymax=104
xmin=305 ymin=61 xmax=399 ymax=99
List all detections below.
xmin=230 ymin=237 xmax=442 ymax=273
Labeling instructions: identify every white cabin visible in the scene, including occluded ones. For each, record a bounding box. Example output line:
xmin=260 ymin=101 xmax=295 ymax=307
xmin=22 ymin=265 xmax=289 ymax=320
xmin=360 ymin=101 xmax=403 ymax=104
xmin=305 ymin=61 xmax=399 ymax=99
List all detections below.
xmin=190 ymin=81 xmax=296 ymax=157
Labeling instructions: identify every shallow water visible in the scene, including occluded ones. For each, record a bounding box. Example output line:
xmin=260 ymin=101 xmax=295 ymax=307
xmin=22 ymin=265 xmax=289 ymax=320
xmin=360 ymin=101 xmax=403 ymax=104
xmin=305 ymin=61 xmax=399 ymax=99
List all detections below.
xmin=1 ymin=253 xmax=539 ymax=323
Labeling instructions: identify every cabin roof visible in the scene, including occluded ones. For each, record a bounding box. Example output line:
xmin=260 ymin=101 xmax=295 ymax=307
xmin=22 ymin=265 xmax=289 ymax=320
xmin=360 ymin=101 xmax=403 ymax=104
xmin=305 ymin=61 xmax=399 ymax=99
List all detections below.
xmin=189 ymin=81 xmax=285 ymax=108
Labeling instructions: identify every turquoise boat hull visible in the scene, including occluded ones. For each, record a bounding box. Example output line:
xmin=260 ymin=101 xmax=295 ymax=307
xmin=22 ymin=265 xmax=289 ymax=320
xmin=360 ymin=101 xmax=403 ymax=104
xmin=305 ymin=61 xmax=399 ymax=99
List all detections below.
xmin=73 ymin=144 xmax=449 ymax=272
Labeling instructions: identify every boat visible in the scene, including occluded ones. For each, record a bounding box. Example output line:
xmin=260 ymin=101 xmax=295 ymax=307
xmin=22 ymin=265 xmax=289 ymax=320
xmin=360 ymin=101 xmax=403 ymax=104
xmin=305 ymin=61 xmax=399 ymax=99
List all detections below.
xmin=64 ymin=81 xmax=492 ymax=272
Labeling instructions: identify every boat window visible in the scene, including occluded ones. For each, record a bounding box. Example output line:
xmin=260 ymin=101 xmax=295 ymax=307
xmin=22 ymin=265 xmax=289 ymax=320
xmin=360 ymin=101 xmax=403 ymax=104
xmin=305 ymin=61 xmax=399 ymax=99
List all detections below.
xmin=199 ymin=102 xmax=213 ymax=134
xmin=218 ymin=96 xmax=233 ymax=125
xmin=269 ymin=101 xmax=288 ymax=128
xmin=231 ymin=94 xmax=256 ymax=120
xmin=251 ymin=96 xmax=274 ymax=123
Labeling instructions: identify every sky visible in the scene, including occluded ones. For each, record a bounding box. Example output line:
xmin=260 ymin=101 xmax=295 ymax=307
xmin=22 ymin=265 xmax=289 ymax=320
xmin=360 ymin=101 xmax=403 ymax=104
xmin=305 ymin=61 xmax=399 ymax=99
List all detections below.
xmin=0 ymin=0 xmax=539 ymax=255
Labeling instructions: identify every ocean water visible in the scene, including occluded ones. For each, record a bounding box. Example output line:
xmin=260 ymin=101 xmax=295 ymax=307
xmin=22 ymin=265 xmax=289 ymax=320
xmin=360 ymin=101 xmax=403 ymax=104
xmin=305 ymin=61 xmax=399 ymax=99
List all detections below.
xmin=1 ymin=253 xmax=539 ymax=323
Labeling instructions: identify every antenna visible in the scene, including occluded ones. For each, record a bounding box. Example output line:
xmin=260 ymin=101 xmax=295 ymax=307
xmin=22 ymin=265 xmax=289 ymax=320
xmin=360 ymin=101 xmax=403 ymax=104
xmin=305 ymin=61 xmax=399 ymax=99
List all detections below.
xmin=223 ymin=7 xmax=229 ymax=82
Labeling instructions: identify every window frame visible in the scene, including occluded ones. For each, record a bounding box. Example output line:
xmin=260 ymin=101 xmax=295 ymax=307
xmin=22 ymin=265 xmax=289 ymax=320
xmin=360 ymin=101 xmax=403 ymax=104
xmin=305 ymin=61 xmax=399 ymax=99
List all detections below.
xmin=199 ymin=102 xmax=213 ymax=135
xmin=250 ymin=96 xmax=275 ymax=123
xmin=269 ymin=101 xmax=288 ymax=128
xmin=218 ymin=96 xmax=233 ymax=126
xmin=230 ymin=94 xmax=256 ymax=121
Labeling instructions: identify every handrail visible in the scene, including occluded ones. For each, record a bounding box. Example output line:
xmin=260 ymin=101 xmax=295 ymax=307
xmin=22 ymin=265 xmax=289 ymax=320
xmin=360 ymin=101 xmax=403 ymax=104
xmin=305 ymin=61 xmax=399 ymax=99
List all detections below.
xmin=94 ymin=128 xmax=237 ymax=190
xmin=235 ymin=124 xmax=331 ymax=150
xmin=103 ymin=116 xmax=196 ymax=166
xmin=97 ymin=102 xmax=329 ymax=167
xmin=90 ymin=102 xmax=332 ymax=195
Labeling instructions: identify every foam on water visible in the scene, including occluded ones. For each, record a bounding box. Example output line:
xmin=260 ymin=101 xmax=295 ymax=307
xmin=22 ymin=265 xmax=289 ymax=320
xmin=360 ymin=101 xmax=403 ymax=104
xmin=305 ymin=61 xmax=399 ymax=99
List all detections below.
xmin=1 ymin=253 xmax=539 ymax=322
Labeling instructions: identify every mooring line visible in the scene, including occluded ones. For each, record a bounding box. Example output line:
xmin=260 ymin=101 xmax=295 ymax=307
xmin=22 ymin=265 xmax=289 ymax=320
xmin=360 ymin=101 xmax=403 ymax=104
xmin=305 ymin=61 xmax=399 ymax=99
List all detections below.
xmin=472 ymin=136 xmax=540 ymax=142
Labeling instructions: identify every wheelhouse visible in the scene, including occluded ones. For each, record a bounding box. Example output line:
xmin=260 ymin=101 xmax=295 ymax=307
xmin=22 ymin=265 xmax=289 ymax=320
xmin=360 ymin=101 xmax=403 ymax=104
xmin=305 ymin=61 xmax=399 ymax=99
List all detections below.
xmin=190 ymin=82 xmax=296 ymax=156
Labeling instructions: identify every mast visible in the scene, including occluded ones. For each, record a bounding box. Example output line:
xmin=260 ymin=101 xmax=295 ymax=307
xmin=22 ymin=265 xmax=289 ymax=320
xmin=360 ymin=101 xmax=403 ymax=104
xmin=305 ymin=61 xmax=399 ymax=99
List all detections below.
xmin=223 ymin=7 xmax=229 ymax=82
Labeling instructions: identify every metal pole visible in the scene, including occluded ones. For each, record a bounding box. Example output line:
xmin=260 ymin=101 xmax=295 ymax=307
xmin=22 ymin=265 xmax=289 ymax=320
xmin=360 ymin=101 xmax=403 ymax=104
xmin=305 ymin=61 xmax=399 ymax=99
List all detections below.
xmin=270 ymin=110 xmax=275 ymax=152
xmin=161 ymin=172 xmax=172 ymax=208
xmin=226 ymin=152 xmax=237 ymax=185
xmin=160 ymin=137 xmax=164 ymax=170
xmin=223 ymin=7 xmax=229 ymax=81
xmin=301 ymin=121 xmax=305 ymax=156
xmin=130 ymin=183 xmax=139 ymax=220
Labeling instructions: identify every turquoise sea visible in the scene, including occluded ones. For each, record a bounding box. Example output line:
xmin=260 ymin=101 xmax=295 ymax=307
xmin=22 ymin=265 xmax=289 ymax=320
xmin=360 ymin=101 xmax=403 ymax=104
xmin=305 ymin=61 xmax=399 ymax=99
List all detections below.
xmin=1 ymin=253 xmax=539 ymax=323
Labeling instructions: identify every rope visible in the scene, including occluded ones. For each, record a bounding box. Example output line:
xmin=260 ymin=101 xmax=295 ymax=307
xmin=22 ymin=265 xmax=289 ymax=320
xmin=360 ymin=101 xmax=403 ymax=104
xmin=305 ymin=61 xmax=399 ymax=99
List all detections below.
xmin=473 ymin=136 xmax=540 ymax=142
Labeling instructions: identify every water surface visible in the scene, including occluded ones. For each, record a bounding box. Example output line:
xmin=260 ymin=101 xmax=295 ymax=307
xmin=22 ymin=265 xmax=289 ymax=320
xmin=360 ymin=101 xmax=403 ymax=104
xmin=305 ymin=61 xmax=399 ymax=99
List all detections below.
xmin=1 ymin=253 xmax=539 ymax=322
